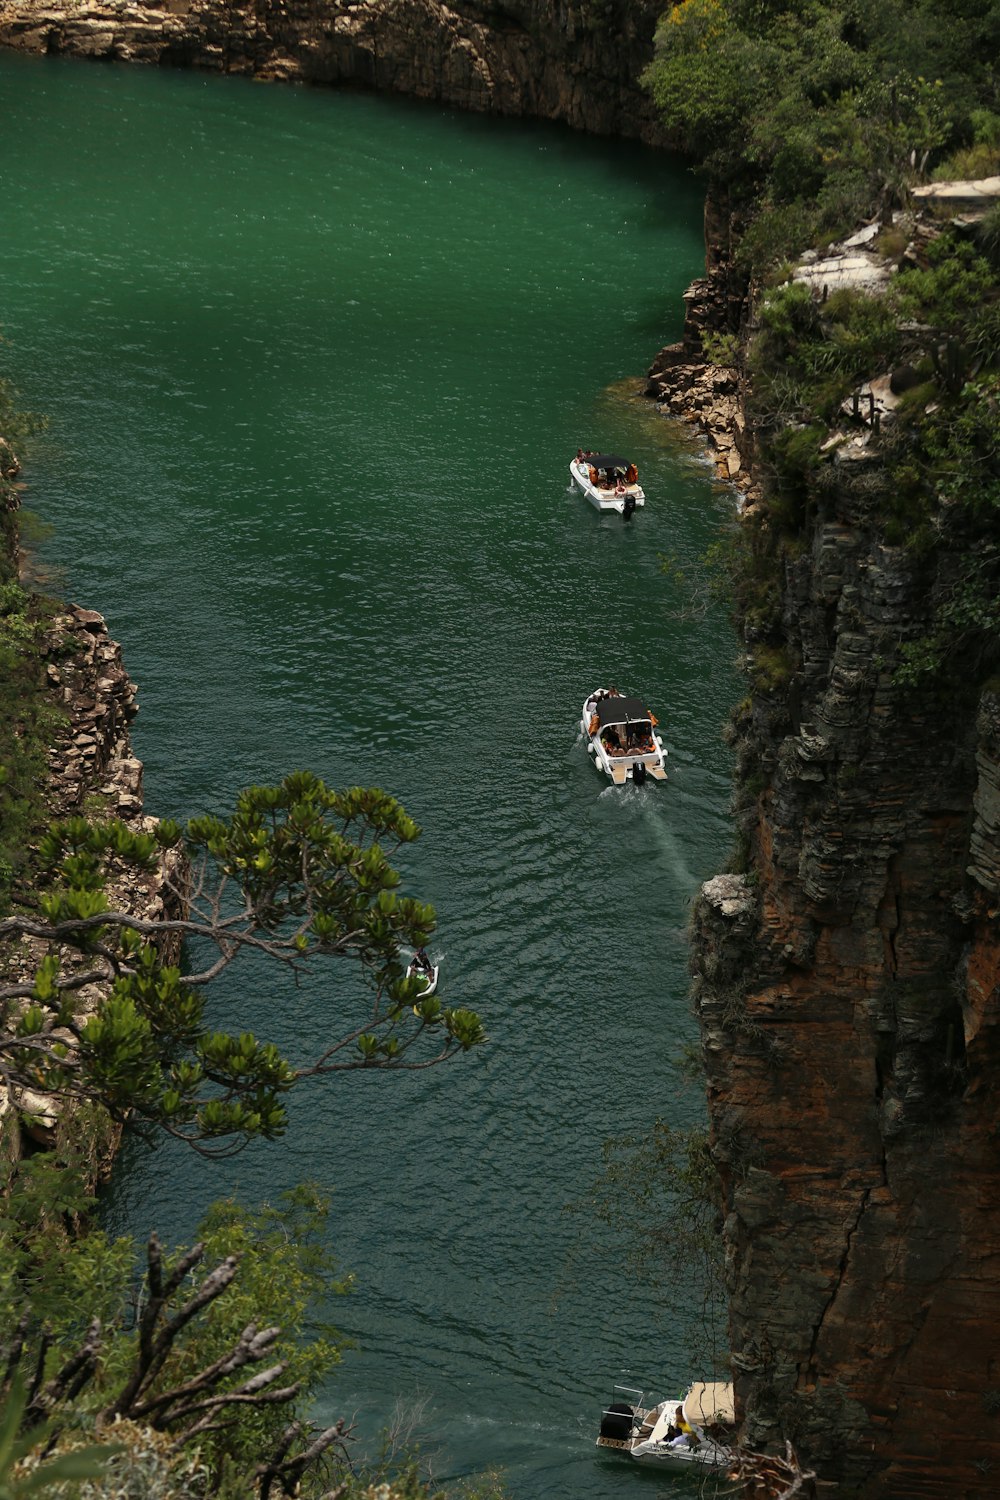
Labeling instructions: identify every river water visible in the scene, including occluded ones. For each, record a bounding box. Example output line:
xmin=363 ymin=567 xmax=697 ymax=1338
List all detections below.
xmin=2 ymin=50 xmax=739 ymax=1498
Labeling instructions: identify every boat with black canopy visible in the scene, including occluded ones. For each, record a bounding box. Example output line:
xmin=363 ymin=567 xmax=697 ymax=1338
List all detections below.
xmin=581 ymin=688 xmax=667 ymax=785
xmin=570 ymin=451 xmax=646 ymax=515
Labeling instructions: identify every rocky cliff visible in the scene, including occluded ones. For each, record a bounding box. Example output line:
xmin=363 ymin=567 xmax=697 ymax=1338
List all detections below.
xmin=0 ymin=526 xmax=185 ymax=1183
xmin=0 ymin=0 xmax=666 ymax=140
xmin=656 ymin=224 xmax=1000 ymax=1495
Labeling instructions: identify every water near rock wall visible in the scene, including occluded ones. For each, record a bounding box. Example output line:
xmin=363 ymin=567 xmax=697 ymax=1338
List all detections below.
xmin=1 ymin=54 xmax=731 ymax=1495
xmin=0 ymin=0 xmax=666 ymax=140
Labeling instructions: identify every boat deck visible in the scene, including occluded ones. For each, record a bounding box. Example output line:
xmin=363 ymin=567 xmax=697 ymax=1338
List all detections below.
xmin=609 ymin=762 xmax=667 ymax=785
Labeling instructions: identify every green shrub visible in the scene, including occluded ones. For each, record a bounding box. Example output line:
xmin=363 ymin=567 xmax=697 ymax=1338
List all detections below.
xmin=751 ymin=644 xmax=796 ymax=692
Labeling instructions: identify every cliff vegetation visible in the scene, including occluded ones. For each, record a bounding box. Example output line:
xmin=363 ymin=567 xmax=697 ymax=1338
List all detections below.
xmin=643 ymin=3 xmax=1000 ymax=1496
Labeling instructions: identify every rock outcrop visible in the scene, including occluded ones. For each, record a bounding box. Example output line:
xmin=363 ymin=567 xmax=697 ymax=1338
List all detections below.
xmin=680 ymin=216 xmax=1000 ymax=1496
xmin=0 ymin=0 xmax=667 ymax=141
xmin=644 ymin=193 xmax=760 ymax=495
xmin=0 ymin=592 xmax=185 ymax=1180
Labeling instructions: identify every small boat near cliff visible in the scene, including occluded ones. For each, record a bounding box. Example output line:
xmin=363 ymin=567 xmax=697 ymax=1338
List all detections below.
xmin=406 ymin=951 xmax=439 ymax=998
xmin=596 ymin=1381 xmax=736 ymax=1471
xmin=570 ymin=452 xmax=645 ymax=515
xmin=581 ymin=688 xmax=667 ymax=786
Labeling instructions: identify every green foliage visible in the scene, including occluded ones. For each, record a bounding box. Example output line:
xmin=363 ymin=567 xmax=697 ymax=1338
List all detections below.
xmin=0 ymin=1380 xmax=119 ymax=1498
xmin=643 ymin=0 xmax=1000 ymax=271
xmin=124 ymin=1188 xmax=346 ymax=1479
xmin=894 ymin=544 xmax=1000 ymax=687
xmin=935 ymin=110 xmax=1000 ymax=181
xmin=1 ymin=775 xmax=486 ymax=1155
xmin=0 ymin=586 xmax=68 ymax=914
xmin=750 ymin=643 xmax=796 ymax=693
xmin=704 ymin=516 xmax=784 ymax=640
xmin=895 ymin=235 xmax=996 ymax=331
xmin=768 ymin=423 xmax=826 ymax=493
xmin=0 ymin=1187 xmax=351 ymax=1498
xmin=641 ymin=0 xmax=776 ymax=165
xmin=322 ymin=1466 xmax=510 ymax=1500
xmin=975 ymin=205 xmax=1000 ymax=275
xmin=749 ymin=280 xmax=903 ymax=435
xmin=701 ymin=329 xmax=740 ymax=366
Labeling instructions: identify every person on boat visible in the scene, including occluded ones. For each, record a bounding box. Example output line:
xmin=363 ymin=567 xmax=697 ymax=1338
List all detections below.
xmin=615 ymin=479 xmax=626 ymax=498
xmin=626 ymin=463 xmax=638 ymax=484
xmin=588 ymin=465 xmax=599 ymax=486
xmin=414 ymin=947 xmax=432 ymax=975
xmin=576 ymin=448 xmax=585 ymax=465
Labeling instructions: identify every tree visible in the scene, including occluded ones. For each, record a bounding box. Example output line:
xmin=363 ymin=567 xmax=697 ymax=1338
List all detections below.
xmin=0 ymin=1378 xmax=120 ymax=1499
xmin=0 ymin=771 xmax=485 ymax=1157
xmin=642 ymin=0 xmax=995 ymax=270
xmin=0 ymin=772 xmax=488 ymax=1495
xmin=1 ymin=1186 xmax=352 ymax=1500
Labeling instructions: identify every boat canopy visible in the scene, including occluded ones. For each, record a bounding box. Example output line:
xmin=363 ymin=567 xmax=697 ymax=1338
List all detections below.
xmin=683 ymin=1382 xmax=736 ymax=1427
xmin=594 ymin=695 xmax=650 ymax=728
xmin=587 ymin=453 xmax=631 ymax=473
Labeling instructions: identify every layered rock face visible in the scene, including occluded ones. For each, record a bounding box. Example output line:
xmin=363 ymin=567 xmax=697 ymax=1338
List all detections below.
xmin=0 ymin=585 xmax=185 ymax=1178
xmin=689 ymin=448 xmax=1000 ymax=1494
xmin=0 ymin=0 xmax=666 ymax=140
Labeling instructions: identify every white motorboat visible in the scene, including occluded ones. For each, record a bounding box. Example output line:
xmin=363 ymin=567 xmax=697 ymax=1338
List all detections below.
xmin=596 ymin=1381 xmax=736 ymax=1472
xmin=570 ymin=452 xmax=646 ymax=515
xmin=406 ymin=952 xmax=439 ymax=998
xmin=581 ymin=688 xmax=667 ymax=786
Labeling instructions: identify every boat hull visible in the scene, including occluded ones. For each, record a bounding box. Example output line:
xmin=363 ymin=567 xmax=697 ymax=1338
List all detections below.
xmin=628 ymin=1440 xmax=732 ymax=1470
xmin=596 ymin=1434 xmax=731 ymax=1471
xmin=570 ymin=460 xmax=645 ymax=513
xmin=406 ymin=963 xmax=439 ymax=998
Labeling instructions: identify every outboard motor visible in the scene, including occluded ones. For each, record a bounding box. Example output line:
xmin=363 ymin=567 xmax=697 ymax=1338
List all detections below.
xmin=623 ymin=493 xmax=637 ymax=520
xmin=600 ymin=1402 xmax=636 ymax=1442
xmin=633 ymin=761 xmax=647 ymax=787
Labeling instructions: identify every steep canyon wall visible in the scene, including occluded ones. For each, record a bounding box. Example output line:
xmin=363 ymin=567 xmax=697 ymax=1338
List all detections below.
xmin=8 ymin=14 xmax=1000 ymax=1491
xmin=0 ymin=514 xmax=185 ymax=1182
xmin=657 ymin=258 xmax=1000 ymax=1495
xmin=0 ymin=0 xmax=666 ymax=140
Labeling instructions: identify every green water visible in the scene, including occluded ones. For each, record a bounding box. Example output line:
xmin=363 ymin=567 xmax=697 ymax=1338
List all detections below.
xmin=2 ymin=50 xmax=739 ymax=1497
